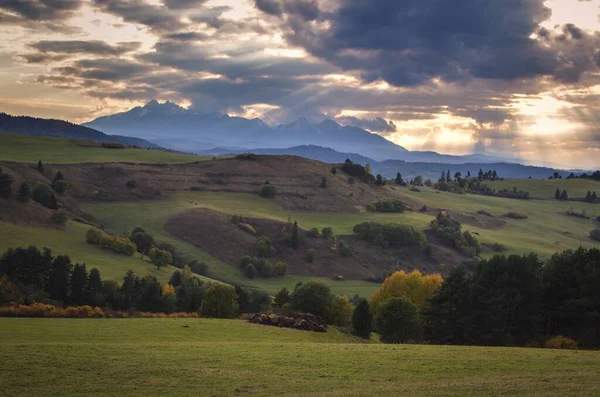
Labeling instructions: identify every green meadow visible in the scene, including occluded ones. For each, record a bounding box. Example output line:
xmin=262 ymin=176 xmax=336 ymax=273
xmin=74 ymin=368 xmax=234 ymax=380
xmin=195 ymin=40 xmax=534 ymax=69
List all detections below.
xmin=1 ymin=318 xmax=599 ymax=397
xmin=0 ymin=133 xmax=203 ymax=164
xmin=487 ymin=178 xmax=600 ymax=200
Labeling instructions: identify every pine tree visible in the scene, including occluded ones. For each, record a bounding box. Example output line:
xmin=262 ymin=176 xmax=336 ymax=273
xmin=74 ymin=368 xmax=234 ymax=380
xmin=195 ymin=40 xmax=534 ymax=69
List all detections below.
xmin=555 ymin=188 xmax=560 ymax=200
xmin=330 ymin=167 xmax=337 ymax=175
xmin=586 ymin=191 xmax=592 ymax=202
xmin=478 ymin=169 xmax=484 ymax=180
xmin=375 ymin=174 xmax=385 ymax=186
xmin=560 ymin=190 xmax=569 ymax=201
xmin=467 ymin=171 xmax=471 ymax=178
xmin=17 ymin=182 xmax=31 ymax=202
xmin=70 ymin=263 xmax=88 ymax=305
xmin=395 ymin=172 xmax=404 ymax=186
xmin=440 ymin=170 xmax=446 ymax=183
xmin=48 ymin=255 xmax=73 ymax=302
xmin=351 ymin=298 xmax=373 ymax=338
xmin=37 ymin=161 xmax=44 ymax=173
xmin=0 ymin=172 xmax=13 ymax=198
xmin=492 ymin=170 xmax=498 ymax=180
xmin=291 ymin=221 xmax=299 ymax=250
xmin=446 ymin=170 xmax=451 ymax=183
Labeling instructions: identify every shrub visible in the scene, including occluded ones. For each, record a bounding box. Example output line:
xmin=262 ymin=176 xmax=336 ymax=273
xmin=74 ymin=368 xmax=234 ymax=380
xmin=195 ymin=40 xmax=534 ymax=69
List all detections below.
xmin=239 ymin=256 xmax=254 ymax=270
xmin=244 ymin=263 xmax=257 ymax=279
xmin=368 ymin=199 xmax=407 ymax=213
xmin=51 ymin=209 xmax=69 ymax=224
xmin=238 ymin=222 xmax=256 ymax=235
xmin=260 ymin=184 xmax=276 ymax=198
xmin=102 ymin=142 xmax=125 ymax=149
xmin=477 ymin=209 xmax=493 ymax=217
xmin=31 ymin=182 xmax=57 ymax=209
xmin=17 ymin=182 xmax=30 ymax=202
xmin=430 ymin=212 xmax=480 ymax=255
xmin=590 ymin=229 xmax=600 ymax=242
xmin=126 ymin=180 xmax=137 ymax=188
xmin=257 ymin=260 xmax=273 ymax=277
xmin=149 ymin=248 xmax=173 ymax=269
xmin=189 ymin=260 xmax=209 ymax=276
xmin=374 ymin=297 xmax=421 ymax=344
xmin=0 ymin=171 xmax=13 ymax=198
xmin=85 ymin=227 xmax=104 ymax=244
xmin=305 ymin=249 xmax=316 ymax=263
xmin=322 ymin=227 xmax=334 ymax=240
xmin=328 ymin=295 xmax=354 ymax=326
xmin=52 ymin=179 xmax=69 ymax=195
xmin=256 ymin=236 xmax=274 ymax=257
xmin=307 ymin=228 xmax=320 ymax=238
xmin=235 ymin=153 xmax=257 ymax=160
xmin=130 ymin=227 xmax=156 ymax=255
xmin=338 ymin=241 xmax=352 ymax=257
xmin=504 ymin=211 xmax=528 ymax=219
xmin=352 ymin=299 xmax=373 ymax=338
xmin=110 ymin=236 xmax=136 ymax=256
xmin=353 ymin=221 xmax=425 ymax=248
xmin=491 ymin=242 xmax=507 ymax=252
xmin=291 ymin=281 xmax=332 ymax=318
xmin=544 ymin=335 xmax=578 ymax=350
xmin=273 ymin=262 xmax=288 ymax=276
xmin=200 ymin=284 xmax=239 ymax=318
xmin=330 ymin=167 xmax=337 ymax=175
xmin=371 ymin=269 xmax=443 ymax=312
xmin=274 ymin=288 xmax=291 ymax=306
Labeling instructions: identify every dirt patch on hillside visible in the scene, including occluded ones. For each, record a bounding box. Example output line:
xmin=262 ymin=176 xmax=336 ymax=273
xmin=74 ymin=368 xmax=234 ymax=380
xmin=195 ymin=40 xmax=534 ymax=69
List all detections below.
xmin=0 ymin=197 xmax=56 ymax=227
xmin=451 ymin=211 xmax=506 ymax=230
xmin=165 ymin=208 xmax=471 ymax=280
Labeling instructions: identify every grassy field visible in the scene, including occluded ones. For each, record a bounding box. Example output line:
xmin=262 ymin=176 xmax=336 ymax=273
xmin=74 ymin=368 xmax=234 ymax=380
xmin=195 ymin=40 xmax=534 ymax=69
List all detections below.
xmin=0 ymin=133 xmax=204 ymax=164
xmin=487 ymin=178 xmax=600 ymax=200
xmin=1 ymin=318 xmax=599 ymax=397
xmin=0 ymin=220 xmax=191 ymax=283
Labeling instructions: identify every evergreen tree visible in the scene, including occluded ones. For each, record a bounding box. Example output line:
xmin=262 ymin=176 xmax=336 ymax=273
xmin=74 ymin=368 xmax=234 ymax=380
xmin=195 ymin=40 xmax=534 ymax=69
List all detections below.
xmin=330 ymin=167 xmax=337 ymax=175
xmin=467 ymin=171 xmax=471 ymax=178
xmin=592 ymin=192 xmax=597 ymax=202
xmin=0 ymin=171 xmax=13 ymax=198
xmin=560 ymin=190 xmax=569 ymax=201
xmin=17 ymin=182 xmax=31 ymax=202
xmin=586 ymin=191 xmax=592 ymax=202
xmin=375 ymin=174 xmax=385 ymax=186
xmin=351 ymin=298 xmax=373 ymax=338
xmin=374 ymin=297 xmax=421 ymax=344
xmin=440 ymin=170 xmax=446 ymax=183
xmin=274 ymin=287 xmax=291 ymax=306
xmin=121 ymin=269 xmax=137 ymax=308
xmin=70 ymin=263 xmax=88 ymax=305
xmin=37 ymin=161 xmax=44 ymax=173
xmin=48 ymin=255 xmax=73 ymax=302
xmin=478 ymin=169 xmax=484 ymax=179
xmin=555 ymin=188 xmax=561 ymax=200
xmin=291 ymin=221 xmax=299 ymax=250
xmin=492 ymin=170 xmax=498 ymax=180
xmin=395 ymin=172 xmax=404 ymax=185
xmin=53 ymin=171 xmax=64 ymax=183
xmin=446 ymin=170 xmax=451 ymax=183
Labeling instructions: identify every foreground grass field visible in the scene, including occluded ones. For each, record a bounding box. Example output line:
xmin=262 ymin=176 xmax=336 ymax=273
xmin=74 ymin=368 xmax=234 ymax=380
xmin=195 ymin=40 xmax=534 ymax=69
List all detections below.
xmin=0 ymin=133 xmax=204 ymax=164
xmin=1 ymin=318 xmax=599 ymax=397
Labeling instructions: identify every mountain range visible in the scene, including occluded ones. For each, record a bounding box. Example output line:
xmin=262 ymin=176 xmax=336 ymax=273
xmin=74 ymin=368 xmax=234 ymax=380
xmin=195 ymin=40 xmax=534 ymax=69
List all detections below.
xmin=84 ymin=100 xmax=508 ymax=164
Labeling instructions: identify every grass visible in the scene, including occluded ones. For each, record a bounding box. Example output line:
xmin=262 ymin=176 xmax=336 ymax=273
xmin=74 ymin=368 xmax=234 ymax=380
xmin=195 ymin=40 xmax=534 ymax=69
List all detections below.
xmin=487 ymin=178 xmax=600 ymax=200
xmin=0 ymin=220 xmax=187 ymax=283
xmin=1 ymin=318 xmax=599 ymax=396
xmin=0 ymin=133 xmax=206 ymax=164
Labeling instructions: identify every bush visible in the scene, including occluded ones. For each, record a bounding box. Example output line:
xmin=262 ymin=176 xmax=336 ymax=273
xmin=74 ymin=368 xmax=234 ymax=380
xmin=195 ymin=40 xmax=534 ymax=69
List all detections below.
xmin=504 ymin=211 xmax=528 ymax=219
xmin=328 ymin=295 xmax=354 ymax=326
xmin=17 ymin=182 xmax=30 ymax=202
xmin=238 ymin=223 xmax=256 ymax=235
xmin=338 ymin=241 xmax=352 ymax=257
xmin=200 ymin=284 xmax=239 ymax=318
xmin=544 ymin=335 xmax=578 ymax=350
xmin=126 ymin=180 xmax=137 ymax=188
xmin=85 ymin=227 xmax=104 ymax=244
xmin=51 ymin=209 xmax=69 ymax=224
xmin=273 ymin=262 xmax=288 ymax=276
xmin=430 ymin=212 xmax=480 ymax=255
xmin=244 ymin=264 xmax=257 ymax=279
xmin=305 ymin=249 xmax=316 ymax=263
xmin=307 ymin=228 xmax=320 ymax=238
xmin=353 ymin=221 xmax=425 ymax=248
xmin=590 ymin=229 xmax=600 ymax=242
xmin=189 ymin=260 xmax=209 ymax=276
xmin=260 ymin=184 xmax=276 ymax=198
xmin=52 ymin=179 xmax=69 ymax=195
xmin=291 ymin=281 xmax=332 ymax=318
xmin=370 ymin=269 xmax=442 ymax=312
xmin=99 ymin=235 xmax=136 ymax=256
xmin=374 ymin=297 xmax=421 ymax=344
xmin=31 ymin=182 xmax=57 ymax=209
xmin=239 ymin=256 xmax=254 ymax=270
xmin=491 ymin=242 xmax=507 ymax=252
xmin=367 ymin=199 xmax=407 ymax=213
xmin=101 ymin=142 xmax=125 ymax=149
xmin=149 ymin=247 xmax=173 ymax=269
xmin=256 ymin=236 xmax=274 ymax=257
xmin=322 ymin=227 xmax=334 ymax=240
xmin=0 ymin=171 xmax=13 ymax=198
xmin=257 ymin=260 xmax=273 ymax=277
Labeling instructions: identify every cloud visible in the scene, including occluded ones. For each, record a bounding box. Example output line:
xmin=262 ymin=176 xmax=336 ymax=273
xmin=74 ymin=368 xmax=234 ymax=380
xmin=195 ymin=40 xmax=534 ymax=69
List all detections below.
xmin=91 ymin=0 xmax=186 ymax=31
xmin=335 ymin=116 xmax=396 ymax=133
xmin=0 ymin=0 xmax=84 ymax=32
xmin=28 ymin=40 xmax=142 ymax=56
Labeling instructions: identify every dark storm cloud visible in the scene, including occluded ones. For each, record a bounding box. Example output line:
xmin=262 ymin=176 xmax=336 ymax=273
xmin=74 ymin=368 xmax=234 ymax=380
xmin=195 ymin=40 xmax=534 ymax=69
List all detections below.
xmin=54 ymin=58 xmax=153 ymax=81
xmin=0 ymin=0 xmax=84 ymax=32
xmin=255 ymin=0 xmax=600 ymax=86
xmin=91 ymin=0 xmax=186 ymax=31
xmin=29 ymin=40 xmax=142 ymax=56
xmin=335 ymin=116 xmax=397 ymax=133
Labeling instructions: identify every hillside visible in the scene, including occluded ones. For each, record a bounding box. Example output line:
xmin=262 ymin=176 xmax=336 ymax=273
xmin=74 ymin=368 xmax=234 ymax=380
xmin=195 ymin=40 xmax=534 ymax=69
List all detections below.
xmin=2 ymin=318 xmax=600 ymax=396
xmin=0 ymin=113 xmax=158 ymax=148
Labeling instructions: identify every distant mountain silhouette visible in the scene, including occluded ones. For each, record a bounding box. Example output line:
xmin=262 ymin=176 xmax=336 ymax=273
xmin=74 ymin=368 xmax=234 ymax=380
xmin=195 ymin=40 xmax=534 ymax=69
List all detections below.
xmin=86 ymin=100 xmax=510 ymax=163
xmin=0 ymin=112 xmax=159 ymax=148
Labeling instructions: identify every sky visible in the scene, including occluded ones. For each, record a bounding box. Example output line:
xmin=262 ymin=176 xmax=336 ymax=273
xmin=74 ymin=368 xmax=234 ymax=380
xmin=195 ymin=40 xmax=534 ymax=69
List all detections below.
xmin=0 ymin=0 xmax=599 ymax=168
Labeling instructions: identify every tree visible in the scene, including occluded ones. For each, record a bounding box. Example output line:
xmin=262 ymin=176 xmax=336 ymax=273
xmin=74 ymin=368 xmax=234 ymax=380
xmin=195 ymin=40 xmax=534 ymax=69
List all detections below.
xmin=478 ymin=169 xmax=484 ymax=180
xmin=37 ymin=161 xmax=44 ymax=173
xmin=200 ymin=284 xmax=239 ymax=318
xmin=374 ymin=297 xmax=421 ymax=344
xmin=0 ymin=171 xmax=13 ymax=198
xmin=321 ymin=227 xmax=334 ymax=239
xmin=467 ymin=171 xmax=471 ymax=178
xmin=423 ymin=266 xmax=472 ymax=344
xmin=17 ymin=182 xmax=30 ymax=202
xmin=375 ymin=174 xmax=385 ymax=186
xmin=148 ymin=248 xmax=173 ymax=270
xmin=454 ymin=172 xmax=462 ymax=180
xmin=31 ymin=182 xmax=57 ymax=209
xmin=395 ymin=172 xmax=405 ymax=186
xmin=53 ymin=171 xmax=64 ymax=183
xmin=169 ymin=270 xmax=183 ymax=288
xmin=305 ymin=249 xmax=316 ymax=263
xmin=260 ymin=183 xmax=276 ymax=198
xmin=492 ymin=170 xmax=498 ymax=180
xmin=365 ymin=163 xmax=372 ymax=176
xmin=291 ymin=281 xmax=332 ymax=318
xmin=586 ymin=191 xmax=593 ymax=202
xmin=176 ymin=278 xmax=205 ymax=312
xmin=70 ymin=263 xmax=88 ymax=305
xmin=291 ymin=221 xmax=299 ymax=250
xmin=370 ymin=270 xmax=442 ymax=313
xmin=51 ymin=209 xmax=69 ymax=224
xmin=330 ymin=167 xmax=337 ymax=175
xmin=273 ymin=262 xmax=287 ymax=276
xmin=351 ymin=298 xmax=373 ymax=338
xmin=130 ymin=227 xmax=155 ymax=256
xmin=48 ymin=255 xmax=73 ymax=302
xmin=555 ymin=188 xmax=561 ymax=200
xmin=85 ymin=227 xmax=104 ymax=245
xmin=328 ymin=295 xmax=354 ymax=326
xmin=446 ymin=169 xmax=451 ymax=183
xmin=560 ymin=190 xmax=569 ymax=201
xmin=256 ymin=236 xmax=274 ymax=257
xmin=244 ymin=263 xmax=257 ymax=279
xmin=440 ymin=170 xmax=446 ymax=183
xmin=52 ymin=180 xmax=69 ymax=195
xmin=320 ymin=177 xmax=327 ymax=188
xmin=274 ymin=287 xmax=291 ymax=306
xmin=134 ymin=275 xmax=162 ymax=312
xmin=593 ymin=192 xmax=598 ymax=202
xmin=413 ymin=175 xmax=423 ymax=186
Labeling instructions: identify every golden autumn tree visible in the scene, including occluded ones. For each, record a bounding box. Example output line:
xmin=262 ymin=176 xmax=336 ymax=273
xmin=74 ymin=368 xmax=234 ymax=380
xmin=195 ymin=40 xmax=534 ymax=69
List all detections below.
xmin=162 ymin=283 xmax=175 ymax=296
xmin=370 ymin=270 xmax=442 ymax=312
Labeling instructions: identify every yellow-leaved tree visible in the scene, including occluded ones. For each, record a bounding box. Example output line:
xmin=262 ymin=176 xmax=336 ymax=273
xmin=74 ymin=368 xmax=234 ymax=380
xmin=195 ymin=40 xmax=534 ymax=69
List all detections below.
xmin=370 ymin=270 xmax=442 ymax=312
xmin=162 ymin=283 xmax=175 ymax=296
